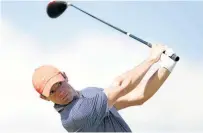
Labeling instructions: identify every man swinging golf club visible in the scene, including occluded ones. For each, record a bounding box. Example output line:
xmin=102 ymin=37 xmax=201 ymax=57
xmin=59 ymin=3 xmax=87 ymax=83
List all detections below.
xmin=32 ymin=1 xmax=179 ymax=132
xmin=32 ymin=43 xmax=178 ymax=132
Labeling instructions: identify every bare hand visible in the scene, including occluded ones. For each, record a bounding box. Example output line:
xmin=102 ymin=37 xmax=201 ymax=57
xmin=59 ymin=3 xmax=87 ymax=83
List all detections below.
xmin=148 ymin=44 xmax=167 ymax=63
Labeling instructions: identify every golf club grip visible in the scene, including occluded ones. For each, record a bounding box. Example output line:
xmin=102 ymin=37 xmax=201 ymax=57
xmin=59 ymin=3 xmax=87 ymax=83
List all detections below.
xmin=71 ymin=4 xmax=179 ymax=62
xmin=129 ymin=34 xmax=180 ymax=62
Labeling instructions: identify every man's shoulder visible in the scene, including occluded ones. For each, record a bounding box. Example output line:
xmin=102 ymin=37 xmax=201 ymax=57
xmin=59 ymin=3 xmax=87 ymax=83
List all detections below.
xmin=81 ymin=86 xmax=104 ymax=92
xmin=80 ymin=86 xmax=104 ymax=98
xmin=58 ymin=87 xmax=107 ymax=131
xmin=55 ymin=87 xmax=104 ymax=112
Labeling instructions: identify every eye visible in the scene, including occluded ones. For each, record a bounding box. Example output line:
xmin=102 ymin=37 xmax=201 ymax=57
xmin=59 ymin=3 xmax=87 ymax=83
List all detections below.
xmin=57 ymin=82 xmax=62 ymax=88
xmin=50 ymin=82 xmax=62 ymax=96
xmin=50 ymin=90 xmax=56 ymax=95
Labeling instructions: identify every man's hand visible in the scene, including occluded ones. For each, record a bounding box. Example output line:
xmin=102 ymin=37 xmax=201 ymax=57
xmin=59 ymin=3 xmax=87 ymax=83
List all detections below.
xmin=160 ymin=47 xmax=177 ymax=72
xmin=148 ymin=44 xmax=167 ymax=63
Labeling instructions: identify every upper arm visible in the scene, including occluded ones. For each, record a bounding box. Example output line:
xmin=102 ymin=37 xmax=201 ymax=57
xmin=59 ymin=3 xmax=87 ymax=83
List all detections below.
xmin=103 ymin=75 xmax=133 ymax=108
xmin=114 ymin=89 xmax=144 ymax=110
xmin=114 ymin=73 xmax=164 ymax=111
xmin=114 ymin=83 xmax=146 ymax=110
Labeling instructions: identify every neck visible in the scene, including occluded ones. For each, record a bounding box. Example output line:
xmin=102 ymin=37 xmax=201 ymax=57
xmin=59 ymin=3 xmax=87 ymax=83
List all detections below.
xmin=69 ymin=84 xmax=80 ymax=99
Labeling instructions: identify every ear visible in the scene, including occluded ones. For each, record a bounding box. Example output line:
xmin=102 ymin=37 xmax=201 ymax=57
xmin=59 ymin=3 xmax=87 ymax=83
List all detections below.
xmin=40 ymin=94 xmax=50 ymax=101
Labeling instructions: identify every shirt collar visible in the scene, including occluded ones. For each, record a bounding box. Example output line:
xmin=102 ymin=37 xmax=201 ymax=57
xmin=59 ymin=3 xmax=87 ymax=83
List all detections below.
xmin=54 ymin=91 xmax=83 ymax=113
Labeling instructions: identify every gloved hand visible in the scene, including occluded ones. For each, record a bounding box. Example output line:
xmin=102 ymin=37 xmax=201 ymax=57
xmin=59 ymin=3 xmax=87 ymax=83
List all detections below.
xmin=159 ymin=47 xmax=177 ymax=72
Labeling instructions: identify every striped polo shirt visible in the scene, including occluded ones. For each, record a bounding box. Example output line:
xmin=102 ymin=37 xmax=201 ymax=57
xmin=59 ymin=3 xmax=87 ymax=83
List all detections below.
xmin=54 ymin=87 xmax=132 ymax=132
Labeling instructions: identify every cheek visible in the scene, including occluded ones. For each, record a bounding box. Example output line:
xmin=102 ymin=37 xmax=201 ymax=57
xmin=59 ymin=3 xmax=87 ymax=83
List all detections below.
xmin=55 ymin=86 xmax=71 ymax=97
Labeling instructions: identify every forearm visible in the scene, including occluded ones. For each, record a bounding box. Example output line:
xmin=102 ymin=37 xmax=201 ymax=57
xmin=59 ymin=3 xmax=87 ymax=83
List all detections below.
xmin=114 ymin=67 xmax=171 ymax=110
xmin=114 ymin=45 xmax=179 ymax=110
xmin=138 ymin=67 xmax=170 ymax=103
xmin=105 ymin=58 xmax=155 ymax=107
xmin=129 ymin=50 xmax=178 ymax=104
xmin=121 ymin=58 xmax=155 ymax=94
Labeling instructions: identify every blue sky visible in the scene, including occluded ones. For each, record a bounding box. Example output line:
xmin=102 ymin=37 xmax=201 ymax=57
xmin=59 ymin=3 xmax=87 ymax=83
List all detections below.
xmin=2 ymin=1 xmax=203 ymax=60
xmin=1 ymin=1 xmax=203 ymax=133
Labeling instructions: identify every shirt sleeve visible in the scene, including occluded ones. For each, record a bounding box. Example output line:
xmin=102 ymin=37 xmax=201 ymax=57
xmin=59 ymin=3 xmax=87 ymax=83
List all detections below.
xmin=71 ymin=90 xmax=109 ymax=129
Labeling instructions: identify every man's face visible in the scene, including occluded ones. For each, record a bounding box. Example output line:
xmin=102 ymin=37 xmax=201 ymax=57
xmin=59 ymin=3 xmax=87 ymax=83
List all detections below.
xmin=47 ymin=80 xmax=74 ymax=105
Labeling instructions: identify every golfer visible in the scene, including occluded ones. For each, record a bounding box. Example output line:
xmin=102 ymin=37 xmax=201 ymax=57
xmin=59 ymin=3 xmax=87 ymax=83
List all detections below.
xmin=32 ymin=44 xmax=177 ymax=132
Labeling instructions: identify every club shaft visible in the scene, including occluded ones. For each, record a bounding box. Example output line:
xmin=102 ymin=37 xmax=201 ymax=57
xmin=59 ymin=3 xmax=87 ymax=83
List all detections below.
xmin=70 ymin=4 xmax=179 ymax=61
xmin=71 ymin=4 xmax=152 ymax=47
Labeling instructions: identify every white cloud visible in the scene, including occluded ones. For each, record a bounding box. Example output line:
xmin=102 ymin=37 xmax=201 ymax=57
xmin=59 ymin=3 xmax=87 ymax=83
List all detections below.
xmin=1 ymin=19 xmax=203 ymax=133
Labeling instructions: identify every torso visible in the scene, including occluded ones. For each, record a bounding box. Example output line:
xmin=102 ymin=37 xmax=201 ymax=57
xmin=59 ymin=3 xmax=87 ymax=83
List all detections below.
xmin=54 ymin=87 xmax=132 ymax=132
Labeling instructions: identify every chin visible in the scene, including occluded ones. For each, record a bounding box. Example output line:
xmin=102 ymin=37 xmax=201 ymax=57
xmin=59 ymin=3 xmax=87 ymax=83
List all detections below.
xmin=62 ymin=96 xmax=74 ymax=105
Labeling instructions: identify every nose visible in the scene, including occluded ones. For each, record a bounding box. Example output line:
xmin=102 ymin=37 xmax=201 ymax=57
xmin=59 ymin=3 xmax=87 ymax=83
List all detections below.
xmin=58 ymin=90 xmax=65 ymax=97
xmin=58 ymin=87 xmax=67 ymax=98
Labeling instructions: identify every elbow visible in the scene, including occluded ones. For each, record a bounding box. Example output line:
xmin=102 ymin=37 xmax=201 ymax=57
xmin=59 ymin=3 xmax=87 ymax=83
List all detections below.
xmin=136 ymin=95 xmax=146 ymax=106
xmin=135 ymin=100 xmax=145 ymax=106
xmin=138 ymin=93 xmax=151 ymax=105
xmin=139 ymin=94 xmax=152 ymax=105
xmin=129 ymin=93 xmax=147 ymax=106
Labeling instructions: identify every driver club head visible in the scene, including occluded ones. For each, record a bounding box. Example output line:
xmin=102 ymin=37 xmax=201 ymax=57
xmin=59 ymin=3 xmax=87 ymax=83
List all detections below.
xmin=47 ymin=1 xmax=68 ymax=18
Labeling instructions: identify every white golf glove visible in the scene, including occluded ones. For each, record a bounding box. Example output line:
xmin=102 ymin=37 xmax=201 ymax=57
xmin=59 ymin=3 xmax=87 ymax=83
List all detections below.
xmin=159 ymin=47 xmax=177 ymax=72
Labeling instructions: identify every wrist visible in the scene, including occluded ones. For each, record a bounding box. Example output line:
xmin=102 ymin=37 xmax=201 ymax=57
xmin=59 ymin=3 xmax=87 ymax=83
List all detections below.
xmin=146 ymin=58 xmax=157 ymax=65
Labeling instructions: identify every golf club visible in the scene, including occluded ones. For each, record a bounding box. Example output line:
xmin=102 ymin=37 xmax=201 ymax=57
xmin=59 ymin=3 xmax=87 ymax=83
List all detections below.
xmin=46 ymin=0 xmax=180 ymax=61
